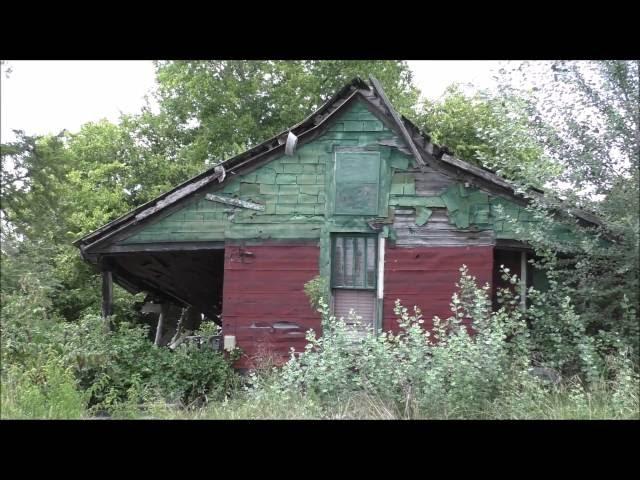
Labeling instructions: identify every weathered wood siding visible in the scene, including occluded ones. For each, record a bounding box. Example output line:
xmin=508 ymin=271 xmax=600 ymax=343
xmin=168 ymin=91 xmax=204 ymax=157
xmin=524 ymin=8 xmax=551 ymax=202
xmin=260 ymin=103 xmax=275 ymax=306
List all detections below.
xmin=114 ymin=98 xmax=566 ymax=362
xmin=221 ymin=244 xmax=321 ymax=368
xmin=415 ymin=166 xmax=456 ymax=196
xmin=393 ymin=208 xmax=495 ymax=247
xmin=382 ymin=245 xmax=494 ymax=332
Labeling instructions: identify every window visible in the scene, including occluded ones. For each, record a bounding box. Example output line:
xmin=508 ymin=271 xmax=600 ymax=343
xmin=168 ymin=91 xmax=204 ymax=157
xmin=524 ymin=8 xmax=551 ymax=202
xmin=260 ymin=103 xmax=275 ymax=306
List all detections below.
xmin=332 ymin=235 xmax=377 ymax=289
xmin=334 ymin=151 xmax=381 ymax=215
xmin=331 ymin=234 xmax=378 ymax=332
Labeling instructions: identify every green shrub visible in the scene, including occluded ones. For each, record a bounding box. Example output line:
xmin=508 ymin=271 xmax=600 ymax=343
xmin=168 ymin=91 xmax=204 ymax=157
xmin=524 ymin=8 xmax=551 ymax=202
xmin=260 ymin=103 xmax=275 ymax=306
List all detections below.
xmin=250 ymin=266 xmax=531 ymax=418
xmin=60 ymin=315 xmax=240 ymax=413
xmin=1 ymin=309 xmax=240 ymax=417
xmin=2 ymin=261 xmax=636 ymax=420
xmin=303 ymin=275 xmax=329 ymax=311
xmin=1 ymin=354 xmax=89 ymax=419
xmin=244 ymin=265 xmax=639 ymax=419
xmin=156 ymin=342 xmax=240 ymax=407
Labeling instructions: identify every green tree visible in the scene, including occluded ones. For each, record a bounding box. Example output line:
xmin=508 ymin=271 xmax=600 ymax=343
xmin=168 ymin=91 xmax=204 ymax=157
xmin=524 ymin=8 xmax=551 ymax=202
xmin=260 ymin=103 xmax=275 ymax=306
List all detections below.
xmin=414 ymin=85 xmax=561 ymax=187
xmin=144 ymin=60 xmax=418 ymax=178
xmin=498 ymin=60 xmax=640 ymax=361
xmin=1 ymin=131 xmax=72 ymax=244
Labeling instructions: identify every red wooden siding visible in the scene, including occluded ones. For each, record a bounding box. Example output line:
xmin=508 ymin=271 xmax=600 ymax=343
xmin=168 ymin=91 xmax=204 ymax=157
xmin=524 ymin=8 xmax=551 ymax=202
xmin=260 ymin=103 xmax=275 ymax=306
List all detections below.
xmin=222 ymin=244 xmax=321 ymax=368
xmin=382 ymin=246 xmax=494 ymax=333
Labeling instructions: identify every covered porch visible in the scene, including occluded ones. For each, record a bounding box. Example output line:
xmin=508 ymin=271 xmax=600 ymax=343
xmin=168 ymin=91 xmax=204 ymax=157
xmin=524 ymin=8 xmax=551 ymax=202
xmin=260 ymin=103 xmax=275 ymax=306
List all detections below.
xmin=83 ymin=242 xmax=226 ymax=346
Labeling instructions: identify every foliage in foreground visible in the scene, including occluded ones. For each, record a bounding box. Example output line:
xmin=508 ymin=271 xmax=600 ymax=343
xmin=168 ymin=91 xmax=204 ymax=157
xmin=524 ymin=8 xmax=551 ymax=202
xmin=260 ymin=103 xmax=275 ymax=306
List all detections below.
xmin=1 ymin=311 xmax=240 ymax=418
xmin=193 ymin=266 xmax=637 ymax=421
xmin=2 ymin=266 xmax=637 ymax=420
xmin=1 ymin=356 xmax=89 ymax=419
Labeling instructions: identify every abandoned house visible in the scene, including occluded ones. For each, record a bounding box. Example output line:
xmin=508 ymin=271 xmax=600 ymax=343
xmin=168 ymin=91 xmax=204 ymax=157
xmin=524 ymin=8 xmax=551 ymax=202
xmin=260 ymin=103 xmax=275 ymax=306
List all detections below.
xmin=73 ymin=77 xmax=603 ymax=368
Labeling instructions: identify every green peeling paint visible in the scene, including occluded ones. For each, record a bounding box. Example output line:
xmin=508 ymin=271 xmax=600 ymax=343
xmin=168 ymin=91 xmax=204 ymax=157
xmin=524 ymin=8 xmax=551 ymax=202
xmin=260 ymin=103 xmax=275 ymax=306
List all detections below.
xmin=121 ymin=99 xmax=400 ymax=245
xmin=120 ymin=98 xmax=582 ymax=253
xmin=415 ymin=207 xmax=432 ymax=226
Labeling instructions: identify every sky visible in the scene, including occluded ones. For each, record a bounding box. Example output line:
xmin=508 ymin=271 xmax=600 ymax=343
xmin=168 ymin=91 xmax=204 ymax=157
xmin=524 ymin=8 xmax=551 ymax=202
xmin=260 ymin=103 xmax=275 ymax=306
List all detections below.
xmin=0 ymin=60 xmax=505 ymax=143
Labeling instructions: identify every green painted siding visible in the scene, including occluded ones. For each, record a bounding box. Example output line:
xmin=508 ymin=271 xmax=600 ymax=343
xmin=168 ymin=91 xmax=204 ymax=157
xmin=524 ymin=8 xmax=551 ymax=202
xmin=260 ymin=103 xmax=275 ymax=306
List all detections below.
xmin=121 ymin=99 xmax=407 ymax=245
xmin=120 ymin=97 xmax=579 ymax=250
xmin=389 ymin=180 xmax=579 ymax=244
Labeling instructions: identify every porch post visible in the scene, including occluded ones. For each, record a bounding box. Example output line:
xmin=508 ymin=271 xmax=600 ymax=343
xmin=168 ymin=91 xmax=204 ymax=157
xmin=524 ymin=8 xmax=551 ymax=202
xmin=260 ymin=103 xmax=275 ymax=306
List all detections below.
xmin=154 ymin=303 xmax=168 ymax=346
xmin=101 ymin=269 xmax=113 ymax=330
xmin=520 ymin=251 xmax=527 ymax=311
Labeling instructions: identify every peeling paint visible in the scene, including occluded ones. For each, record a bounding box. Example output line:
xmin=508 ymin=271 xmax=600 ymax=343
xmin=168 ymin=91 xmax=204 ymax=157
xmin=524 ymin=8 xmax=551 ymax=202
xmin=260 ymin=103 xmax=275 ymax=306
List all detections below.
xmin=205 ymin=194 xmax=265 ymax=211
xmin=415 ymin=207 xmax=432 ymax=226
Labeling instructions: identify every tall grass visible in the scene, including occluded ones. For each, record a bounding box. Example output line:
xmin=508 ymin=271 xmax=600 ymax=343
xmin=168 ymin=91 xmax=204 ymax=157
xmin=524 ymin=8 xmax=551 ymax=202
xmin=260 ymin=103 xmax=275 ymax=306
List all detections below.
xmin=131 ymin=377 xmax=638 ymax=420
xmin=1 ymin=356 xmax=89 ymax=419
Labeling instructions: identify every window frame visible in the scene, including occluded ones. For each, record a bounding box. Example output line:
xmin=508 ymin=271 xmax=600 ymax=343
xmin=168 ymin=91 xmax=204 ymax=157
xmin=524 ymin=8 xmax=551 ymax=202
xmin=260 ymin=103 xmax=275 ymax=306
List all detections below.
xmin=330 ymin=233 xmax=378 ymax=290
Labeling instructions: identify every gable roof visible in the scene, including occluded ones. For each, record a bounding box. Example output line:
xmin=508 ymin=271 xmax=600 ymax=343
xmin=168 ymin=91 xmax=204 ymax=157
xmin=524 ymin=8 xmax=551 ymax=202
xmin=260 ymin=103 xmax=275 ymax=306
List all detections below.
xmin=74 ymin=76 xmax=604 ymax=256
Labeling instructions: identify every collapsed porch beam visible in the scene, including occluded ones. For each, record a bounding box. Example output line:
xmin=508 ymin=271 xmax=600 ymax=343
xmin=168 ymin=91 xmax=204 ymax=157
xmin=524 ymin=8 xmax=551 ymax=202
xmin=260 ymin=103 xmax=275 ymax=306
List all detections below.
xmin=92 ymin=241 xmax=225 ymax=255
xmin=154 ymin=303 xmax=169 ymax=346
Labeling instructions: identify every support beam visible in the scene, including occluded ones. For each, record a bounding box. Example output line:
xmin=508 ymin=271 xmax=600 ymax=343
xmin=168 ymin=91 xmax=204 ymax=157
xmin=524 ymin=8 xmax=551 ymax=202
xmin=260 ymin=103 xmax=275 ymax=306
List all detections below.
xmin=377 ymin=235 xmax=385 ymax=301
xmin=205 ymin=193 xmax=265 ymax=211
xmin=369 ymin=75 xmax=425 ymax=167
xmin=154 ymin=303 xmax=169 ymax=346
xmin=101 ymin=269 xmax=113 ymax=329
xmin=520 ymin=251 xmax=528 ymax=311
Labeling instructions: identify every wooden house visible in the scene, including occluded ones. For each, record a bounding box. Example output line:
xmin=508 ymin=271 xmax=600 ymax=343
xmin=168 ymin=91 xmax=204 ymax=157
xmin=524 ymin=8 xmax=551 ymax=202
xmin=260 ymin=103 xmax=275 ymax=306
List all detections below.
xmin=74 ymin=77 xmax=602 ymax=368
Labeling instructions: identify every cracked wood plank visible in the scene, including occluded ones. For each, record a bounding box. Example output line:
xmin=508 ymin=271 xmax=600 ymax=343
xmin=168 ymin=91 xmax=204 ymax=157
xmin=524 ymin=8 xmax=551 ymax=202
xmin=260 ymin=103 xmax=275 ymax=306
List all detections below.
xmin=205 ymin=194 xmax=265 ymax=211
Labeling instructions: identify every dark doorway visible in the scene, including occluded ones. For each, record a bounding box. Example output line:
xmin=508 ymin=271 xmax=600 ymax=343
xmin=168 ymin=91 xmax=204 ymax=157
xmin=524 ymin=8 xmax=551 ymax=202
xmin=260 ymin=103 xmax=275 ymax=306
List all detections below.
xmin=492 ymin=248 xmax=532 ymax=311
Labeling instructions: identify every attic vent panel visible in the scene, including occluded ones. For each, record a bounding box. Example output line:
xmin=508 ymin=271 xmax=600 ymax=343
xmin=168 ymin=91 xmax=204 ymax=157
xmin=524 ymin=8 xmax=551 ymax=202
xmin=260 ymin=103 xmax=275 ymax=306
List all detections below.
xmin=334 ymin=152 xmax=381 ymax=215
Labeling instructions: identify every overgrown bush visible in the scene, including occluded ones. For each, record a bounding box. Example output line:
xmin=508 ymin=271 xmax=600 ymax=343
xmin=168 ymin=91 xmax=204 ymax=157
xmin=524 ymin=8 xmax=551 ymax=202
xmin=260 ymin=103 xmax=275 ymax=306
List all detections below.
xmin=487 ymin=350 xmax=639 ymax=420
xmin=63 ymin=316 xmax=240 ymax=413
xmin=2 ymin=262 xmax=637 ymax=419
xmin=248 ymin=266 xmax=525 ymax=418
xmin=245 ymin=265 xmax=639 ymax=419
xmin=1 ymin=309 xmax=240 ymax=417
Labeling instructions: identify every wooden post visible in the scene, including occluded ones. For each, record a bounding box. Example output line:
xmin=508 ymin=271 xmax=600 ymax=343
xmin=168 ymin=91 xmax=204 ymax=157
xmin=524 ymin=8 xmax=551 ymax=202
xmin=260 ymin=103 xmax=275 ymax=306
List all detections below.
xmin=101 ymin=269 xmax=113 ymax=330
xmin=154 ymin=303 xmax=168 ymax=346
xmin=520 ymin=251 xmax=527 ymax=311
xmin=169 ymin=307 xmax=188 ymax=347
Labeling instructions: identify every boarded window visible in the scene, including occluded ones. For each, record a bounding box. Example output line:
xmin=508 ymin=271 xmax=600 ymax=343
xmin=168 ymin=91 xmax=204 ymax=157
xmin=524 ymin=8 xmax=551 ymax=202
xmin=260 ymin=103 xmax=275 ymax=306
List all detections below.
xmin=334 ymin=152 xmax=381 ymax=215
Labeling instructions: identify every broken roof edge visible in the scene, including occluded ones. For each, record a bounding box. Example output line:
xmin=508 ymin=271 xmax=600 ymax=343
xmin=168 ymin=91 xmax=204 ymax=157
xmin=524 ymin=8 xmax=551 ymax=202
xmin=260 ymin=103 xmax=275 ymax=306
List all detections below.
xmin=395 ymin=111 xmax=607 ymax=230
xmin=368 ymin=75 xmax=425 ymax=167
xmin=74 ymin=75 xmax=607 ymax=253
xmin=73 ymin=77 xmax=370 ymax=249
